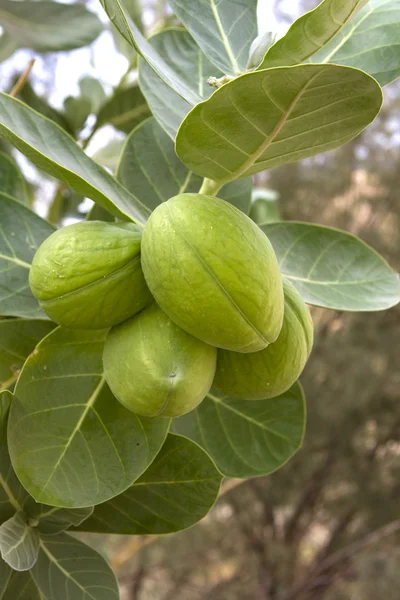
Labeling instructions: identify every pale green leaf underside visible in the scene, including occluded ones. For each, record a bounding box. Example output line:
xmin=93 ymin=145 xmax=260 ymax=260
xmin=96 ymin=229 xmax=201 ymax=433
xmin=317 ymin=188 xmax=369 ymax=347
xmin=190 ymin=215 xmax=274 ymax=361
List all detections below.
xmin=0 ymin=320 xmax=55 ymax=392
xmin=0 ymin=152 xmax=29 ymax=204
xmin=0 ymin=93 xmax=150 ymax=224
xmin=311 ymin=0 xmax=400 ymax=87
xmin=138 ymin=28 xmax=221 ymax=139
xmin=0 ymin=511 xmax=39 ymax=571
xmin=76 ymin=434 xmax=222 ymax=535
xmin=8 ymin=328 xmax=170 ymax=508
xmin=31 ymin=533 xmax=119 ymax=600
xmin=117 ymin=117 xmax=252 ymax=214
xmin=99 ymin=0 xmax=200 ymax=105
xmin=262 ymin=221 xmax=400 ymax=311
xmin=259 ymin=0 xmax=368 ymax=69
xmin=168 ymin=0 xmax=258 ymax=75
xmin=0 ymin=193 xmax=54 ymax=319
xmin=176 ymin=64 xmax=383 ymax=184
xmin=172 ymin=383 xmax=306 ymax=478
xmin=0 ymin=0 xmax=102 ymax=52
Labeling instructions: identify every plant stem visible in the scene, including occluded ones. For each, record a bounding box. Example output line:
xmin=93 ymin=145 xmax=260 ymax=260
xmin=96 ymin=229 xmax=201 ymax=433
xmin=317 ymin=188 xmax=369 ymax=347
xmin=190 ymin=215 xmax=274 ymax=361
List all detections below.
xmin=9 ymin=58 xmax=36 ymax=97
xmin=199 ymin=177 xmax=223 ymax=196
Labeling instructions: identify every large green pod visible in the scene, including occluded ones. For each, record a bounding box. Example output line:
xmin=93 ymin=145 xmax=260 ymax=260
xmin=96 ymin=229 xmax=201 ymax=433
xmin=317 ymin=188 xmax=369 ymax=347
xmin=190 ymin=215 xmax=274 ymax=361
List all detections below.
xmin=214 ymin=281 xmax=313 ymax=400
xmin=103 ymin=303 xmax=217 ymax=417
xmin=29 ymin=221 xmax=152 ymax=330
xmin=141 ymin=193 xmax=284 ymax=352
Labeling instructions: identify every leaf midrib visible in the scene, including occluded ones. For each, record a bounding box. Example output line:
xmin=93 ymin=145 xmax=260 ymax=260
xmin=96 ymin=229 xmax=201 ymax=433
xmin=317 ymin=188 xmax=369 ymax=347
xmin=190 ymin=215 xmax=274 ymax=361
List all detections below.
xmin=36 ymin=376 xmax=105 ymax=502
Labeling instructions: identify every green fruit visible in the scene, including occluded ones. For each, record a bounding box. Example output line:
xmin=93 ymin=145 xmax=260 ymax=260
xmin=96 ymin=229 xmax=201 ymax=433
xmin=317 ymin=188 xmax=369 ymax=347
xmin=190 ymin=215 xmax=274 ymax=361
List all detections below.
xmin=103 ymin=304 xmax=217 ymax=417
xmin=214 ymin=281 xmax=313 ymax=400
xmin=29 ymin=221 xmax=152 ymax=330
xmin=141 ymin=193 xmax=284 ymax=353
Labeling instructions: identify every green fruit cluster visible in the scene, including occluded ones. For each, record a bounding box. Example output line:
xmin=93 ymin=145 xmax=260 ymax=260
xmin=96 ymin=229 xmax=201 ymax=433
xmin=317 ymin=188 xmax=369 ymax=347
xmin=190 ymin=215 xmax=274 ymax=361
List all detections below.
xmin=29 ymin=193 xmax=313 ymax=418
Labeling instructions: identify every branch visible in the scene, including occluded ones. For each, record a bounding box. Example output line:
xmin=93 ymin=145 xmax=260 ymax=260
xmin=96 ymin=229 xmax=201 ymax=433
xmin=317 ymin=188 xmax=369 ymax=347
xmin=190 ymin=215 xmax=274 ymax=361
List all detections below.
xmin=10 ymin=59 xmax=36 ymax=97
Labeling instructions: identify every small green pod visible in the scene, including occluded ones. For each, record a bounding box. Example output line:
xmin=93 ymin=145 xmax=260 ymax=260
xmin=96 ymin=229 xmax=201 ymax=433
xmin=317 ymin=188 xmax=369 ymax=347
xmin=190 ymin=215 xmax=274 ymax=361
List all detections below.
xmin=214 ymin=281 xmax=313 ymax=400
xmin=29 ymin=221 xmax=152 ymax=330
xmin=103 ymin=303 xmax=217 ymax=417
xmin=141 ymin=193 xmax=284 ymax=353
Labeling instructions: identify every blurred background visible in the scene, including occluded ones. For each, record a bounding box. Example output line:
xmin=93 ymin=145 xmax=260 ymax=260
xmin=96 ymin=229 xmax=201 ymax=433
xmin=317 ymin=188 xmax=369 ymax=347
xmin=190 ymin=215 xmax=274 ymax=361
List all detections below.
xmin=1 ymin=1 xmax=399 ymax=598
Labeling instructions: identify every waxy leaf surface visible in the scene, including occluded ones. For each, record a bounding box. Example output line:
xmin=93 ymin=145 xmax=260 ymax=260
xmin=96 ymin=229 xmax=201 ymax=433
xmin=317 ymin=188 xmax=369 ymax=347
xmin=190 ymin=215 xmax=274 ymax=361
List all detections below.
xmin=176 ymin=64 xmax=382 ymax=184
xmin=76 ymin=434 xmax=222 ymax=534
xmin=263 ymin=221 xmax=400 ymax=311
xmin=118 ymin=117 xmax=252 ymax=214
xmin=168 ymin=0 xmax=258 ymax=75
xmin=8 ymin=328 xmax=170 ymax=508
xmin=173 ymin=384 xmax=306 ymax=478
xmin=0 ymin=194 xmax=54 ymax=319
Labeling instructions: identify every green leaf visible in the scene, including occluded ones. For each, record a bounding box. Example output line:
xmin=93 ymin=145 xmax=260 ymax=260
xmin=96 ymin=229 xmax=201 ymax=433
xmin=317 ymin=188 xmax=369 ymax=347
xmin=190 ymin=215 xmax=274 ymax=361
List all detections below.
xmin=0 ymin=93 xmax=150 ymax=224
xmin=176 ymin=64 xmax=383 ymax=184
xmin=96 ymin=84 xmax=151 ymax=134
xmin=168 ymin=0 xmax=258 ymax=75
xmin=259 ymin=0 xmax=367 ymax=69
xmin=117 ymin=117 xmax=252 ymax=213
xmin=23 ymin=501 xmax=94 ymax=535
xmin=249 ymin=188 xmax=280 ymax=224
xmin=0 ymin=0 xmax=103 ymax=52
xmin=0 ymin=392 xmax=28 ymax=526
xmin=63 ymin=96 xmax=92 ymax=135
xmin=8 ymin=327 xmax=170 ymax=508
xmin=311 ymin=0 xmax=400 ymax=87
xmin=99 ymin=0 xmax=200 ymax=104
xmin=0 ymin=319 xmax=55 ymax=392
xmin=76 ymin=434 xmax=222 ymax=534
xmin=138 ymin=28 xmax=221 ymax=139
xmin=172 ymin=383 xmax=306 ymax=478
xmin=17 ymin=82 xmax=72 ymax=134
xmin=0 ymin=563 xmax=44 ymax=600
xmin=0 ymin=32 xmax=19 ymax=63
xmin=31 ymin=533 xmax=119 ymax=600
xmin=262 ymin=221 xmax=400 ymax=311
xmin=92 ymin=139 xmax=125 ymax=172
xmin=79 ymin=77 xmax=107 ymax=115
xmin=0 ymin=151 xmax=29 ymax=203
xmin=0 ymin=511 xmax=39 ymax=571
xmin=0 ymin=193 xmax=55 ymax=319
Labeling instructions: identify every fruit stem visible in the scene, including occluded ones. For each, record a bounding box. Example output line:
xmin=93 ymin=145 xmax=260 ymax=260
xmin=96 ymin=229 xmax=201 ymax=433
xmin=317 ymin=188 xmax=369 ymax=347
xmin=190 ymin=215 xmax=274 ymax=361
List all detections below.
xmin=199 ymin=178 xmax=223 ymax=196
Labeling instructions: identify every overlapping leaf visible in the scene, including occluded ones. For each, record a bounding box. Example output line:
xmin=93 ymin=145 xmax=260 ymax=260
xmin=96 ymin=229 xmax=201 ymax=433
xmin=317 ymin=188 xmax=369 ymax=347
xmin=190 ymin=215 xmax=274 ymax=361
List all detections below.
xmin=76 ymin=434 xmax=222 ymax=534
xmin=138 ymin=28 xmax=221 ymax=139
xmin=17 ymin=83 xmax=72 ymax=134
xmin=117 ymin=118 xmax=252 ymax=213
xmin=0 ymin=391 xmax=28 ymax=525
xmin=176 ymin=64 xmax=382 ymax=184
xmin=0 ymin=93 xmax=150 ymax=224
xmin=311 ymin=0 xmax=400 ymax=86
xmin=8 ymin=328 xmax=170 ymax=508
xmin=31 ymin=533 xmax=119 ymax=600
xmin=0 ymin=194 xmax=55 ymax=319
xmin=0 ymin=152 xmax=29 ymax=203
xmin=259 ymin=0 xmax=367 ymax=69
xmin=23 ymin=500 xmax=94 ymax=535
xmin=172 ymin=384 xmax=306 ymax=478
xmin=0 ymin=562 xmax=44 ymax=600
xmin=168 ymin=0 xmax=258 ymax=75
xmin=99 ymin=0 xmax=200 ymax=104
xmin=0 ymin=511 xmax=39 ymax=571
xmin=263 ymin=221 xmax=400 ymax=311
xmin=96 ymin=84 xmax=150 ymax=134
xmin=0 ymin=320 xmax=55 ymax=392
xmin=0 ymin=0 xmax=102 ymax=52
